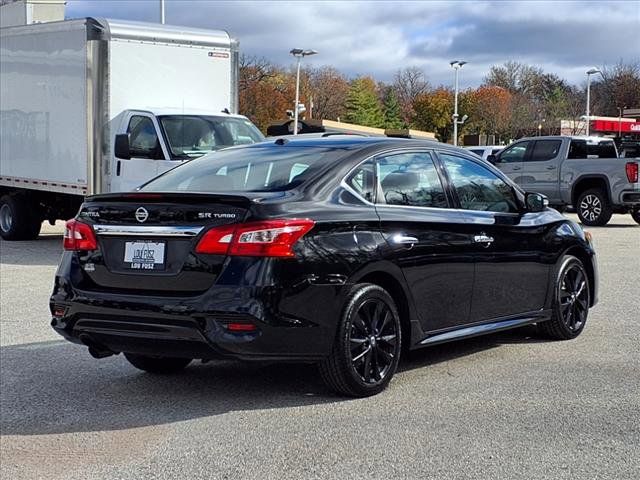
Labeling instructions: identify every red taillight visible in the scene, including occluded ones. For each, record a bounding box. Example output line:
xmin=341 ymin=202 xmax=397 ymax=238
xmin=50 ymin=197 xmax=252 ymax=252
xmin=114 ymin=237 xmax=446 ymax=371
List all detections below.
xmin=626 ymin=162 xmax=639 ymax=183
xmin=194 ymin=223 xmax=236 ymax=255
xmin=63 ymin=219 xmax=97 ymax=251
xmin=225 ymin=322 xmax=257 ymax=332
xmin=195 ymin=219 xmax=315 ymax=257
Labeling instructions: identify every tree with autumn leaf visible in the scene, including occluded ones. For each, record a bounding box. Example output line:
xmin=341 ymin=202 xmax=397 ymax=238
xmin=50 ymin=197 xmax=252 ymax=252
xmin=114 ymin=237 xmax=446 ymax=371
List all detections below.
xmin=412 ymin=88 xmax=454 ymax=143
xmin=468 ymin=86 xmax=512 ymax=142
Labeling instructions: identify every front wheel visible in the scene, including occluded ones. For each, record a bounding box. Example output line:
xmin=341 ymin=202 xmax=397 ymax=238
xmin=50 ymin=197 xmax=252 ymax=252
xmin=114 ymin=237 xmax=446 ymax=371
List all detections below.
xmin=631 ymin=208 xmax=640 ymax=225
xmin=0 ymin=195 xmax=41 ymax=240
xmin=576 ymin=188 xmax=612 ymax=226
xmin=124 ymin=353 xmax=192 ymax=374
xmin=319 ymin=284 xmax=402 ymax=397
xmin=538 ymin=255 xmax=590 ymax=340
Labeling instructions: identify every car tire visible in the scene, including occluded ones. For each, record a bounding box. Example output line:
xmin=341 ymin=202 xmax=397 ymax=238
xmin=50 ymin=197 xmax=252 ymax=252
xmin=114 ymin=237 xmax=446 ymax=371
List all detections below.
xmin=319 ymin=283 xmax=402 ymax=397
xmin=538 ymin=255 xmax=590 ymax=340
xmin=0 ymin=195 xmax=40 ymax=240
xmin=124 ymin=353 xmax=192 ymax=374
xmin=576 ymin=188 xmax=612 ymax=226
xmin=631 ymin=208 xmax=640 ymax=225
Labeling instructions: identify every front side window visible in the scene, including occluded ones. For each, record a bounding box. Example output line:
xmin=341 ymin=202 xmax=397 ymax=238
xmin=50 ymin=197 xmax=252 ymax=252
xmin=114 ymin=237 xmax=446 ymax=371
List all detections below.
xmin=528 ymin=140 xmax=561 ymax=162
xmin=127 ymin=116 xmax=163 ymax=159
xmin=159 ymin=116 xmax=265 ymax=159
xmin=440 ymin=154 xmax=519 ymax=213
xmin=377 ymin=152 xmax=448 ymax=208
xmin=500 ymin=142 xmax=529 ymax=163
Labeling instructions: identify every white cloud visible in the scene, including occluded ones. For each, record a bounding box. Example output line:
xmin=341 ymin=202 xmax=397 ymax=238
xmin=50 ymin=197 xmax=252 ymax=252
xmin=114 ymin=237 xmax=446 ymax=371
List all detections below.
xmin=66 ymin=0 xmax=640 ymax=87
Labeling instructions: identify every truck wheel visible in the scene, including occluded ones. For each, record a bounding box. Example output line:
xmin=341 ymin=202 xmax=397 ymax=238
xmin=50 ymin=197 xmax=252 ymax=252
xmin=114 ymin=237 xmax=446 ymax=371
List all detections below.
xmin=576 ymin=188 xmax=613 ymax=226
xmin=631 ymin=208 xmax=640 ymax=225
xmin=0 ymin=195 xmax=41 ymax=240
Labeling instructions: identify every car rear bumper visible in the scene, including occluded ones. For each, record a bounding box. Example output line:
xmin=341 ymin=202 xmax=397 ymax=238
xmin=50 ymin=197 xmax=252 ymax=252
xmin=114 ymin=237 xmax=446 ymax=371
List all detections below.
xmin=619 ymin=190 xmax=640 ymax=205
xmin=50 ymin=277 xmax=344 ymax=362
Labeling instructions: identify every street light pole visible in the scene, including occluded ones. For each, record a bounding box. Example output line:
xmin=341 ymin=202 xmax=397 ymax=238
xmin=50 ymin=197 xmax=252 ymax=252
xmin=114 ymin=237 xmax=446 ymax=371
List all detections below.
xmin=618 ymin=105 xmax=627 ymax=138
xmin=585 ymin=67 xmax=602 ymax=136
xmin=450 ymin=60 xmax=466 ymax=146
xmin=290 ymin=48 xmax=318 ymax=135
xmin=160 ymin=0 xmax=165 ymax=24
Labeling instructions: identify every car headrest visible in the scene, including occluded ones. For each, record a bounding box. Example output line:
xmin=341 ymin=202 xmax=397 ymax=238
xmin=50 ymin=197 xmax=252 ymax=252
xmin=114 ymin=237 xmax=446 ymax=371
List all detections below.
xmin=381 ymin=171 xmax=420 ymax=191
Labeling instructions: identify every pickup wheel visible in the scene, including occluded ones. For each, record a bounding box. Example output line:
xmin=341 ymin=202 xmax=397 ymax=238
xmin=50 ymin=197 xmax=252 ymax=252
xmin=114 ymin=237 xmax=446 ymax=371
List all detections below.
xmin=631 ymin=208 xmax=640 ymax=225
xmin=576 ymin=188 xmax=613 ymax=226
xmin=0 ymin=195 xmax=41 ymax=241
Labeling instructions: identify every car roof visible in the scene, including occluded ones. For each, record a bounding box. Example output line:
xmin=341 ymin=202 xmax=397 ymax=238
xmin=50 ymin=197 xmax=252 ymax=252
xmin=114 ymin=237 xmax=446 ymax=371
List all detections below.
xmin=241 ymin=136 xmax=456 ymax=153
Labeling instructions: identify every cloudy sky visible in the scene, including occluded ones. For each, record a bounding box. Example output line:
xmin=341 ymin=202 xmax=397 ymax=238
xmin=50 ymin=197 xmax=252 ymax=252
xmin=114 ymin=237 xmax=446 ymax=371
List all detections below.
xmin=66 ymin=0 xmax=639 ymax=88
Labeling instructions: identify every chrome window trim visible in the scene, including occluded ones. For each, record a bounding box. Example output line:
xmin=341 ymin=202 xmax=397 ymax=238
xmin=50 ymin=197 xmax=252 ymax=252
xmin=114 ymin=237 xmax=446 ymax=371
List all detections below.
xmin=93 ymin=225 xmax=204 ymax=237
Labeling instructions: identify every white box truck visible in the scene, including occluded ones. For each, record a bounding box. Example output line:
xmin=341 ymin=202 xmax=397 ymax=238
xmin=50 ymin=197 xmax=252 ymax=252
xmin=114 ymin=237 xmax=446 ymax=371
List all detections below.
xmin=0 ymin=17 xmax=264 ymax=239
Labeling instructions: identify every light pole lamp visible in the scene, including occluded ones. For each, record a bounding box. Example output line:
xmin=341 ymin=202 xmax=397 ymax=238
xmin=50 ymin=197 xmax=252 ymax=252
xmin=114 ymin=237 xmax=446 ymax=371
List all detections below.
xmin=450 ymin=60 xmax=467 ymax=146
xmin=585 ymin=67 xmax=602 ymax=136
xmin=290 ymin=48 xmax=317 ymax=135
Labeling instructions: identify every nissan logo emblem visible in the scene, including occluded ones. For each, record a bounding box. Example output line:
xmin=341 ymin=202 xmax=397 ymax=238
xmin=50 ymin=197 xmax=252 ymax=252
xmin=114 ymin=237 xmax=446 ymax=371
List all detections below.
xmin=135 ymin=207 xmax=149 ymax=223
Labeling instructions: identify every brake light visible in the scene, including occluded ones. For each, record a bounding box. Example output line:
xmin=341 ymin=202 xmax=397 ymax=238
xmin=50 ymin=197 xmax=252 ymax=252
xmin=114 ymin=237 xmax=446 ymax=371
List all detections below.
xmin=195 ymin=219 xmax=315 ymax=257
xmin=63 ymin=219 xmax=97 ymax=251
xmin=194 ymin=223 xmax=236 ymax=255
xmin=626 ymin=162 xmax=638 ymax=183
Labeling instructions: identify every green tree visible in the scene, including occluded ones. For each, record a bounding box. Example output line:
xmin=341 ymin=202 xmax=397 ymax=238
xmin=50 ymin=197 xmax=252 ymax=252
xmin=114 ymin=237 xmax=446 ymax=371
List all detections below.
xmin=382 ymin=87 xmax=404 ymax=129
xmin=344 ymin=77 xmax=384 ymax=127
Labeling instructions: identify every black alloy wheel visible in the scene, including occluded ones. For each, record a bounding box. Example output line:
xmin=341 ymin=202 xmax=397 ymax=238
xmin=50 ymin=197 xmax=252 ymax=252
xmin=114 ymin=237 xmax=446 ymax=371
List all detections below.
xmin=349 ymin=298 xmax=399 ymax=385
xmin=320 ymin=284 xmax=401 ymax=397
xmin=539 ymin=255 xmax=590 ymax=340
xmin=576 ymin=188 xmax=612 ymax=226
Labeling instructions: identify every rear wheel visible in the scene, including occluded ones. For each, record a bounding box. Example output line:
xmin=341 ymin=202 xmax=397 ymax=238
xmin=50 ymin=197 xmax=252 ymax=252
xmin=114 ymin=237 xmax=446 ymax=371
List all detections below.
xmin=319 ymin=284 xmax=401 ymax=397
xmin=538 ymin=255 xmax=590 ymax=340
xmin=0 ymin=195 xmax=41 ymax=240
xmin=124 ymin=353 xmax=192 ymax=374
xmin=576 ymin=188 xmax=612 ymax=226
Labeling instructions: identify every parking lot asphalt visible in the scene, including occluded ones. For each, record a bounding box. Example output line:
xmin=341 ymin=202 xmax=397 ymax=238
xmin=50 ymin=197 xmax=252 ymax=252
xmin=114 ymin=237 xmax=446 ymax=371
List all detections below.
xmin=1 ymin=216 xmax=639 ymax=480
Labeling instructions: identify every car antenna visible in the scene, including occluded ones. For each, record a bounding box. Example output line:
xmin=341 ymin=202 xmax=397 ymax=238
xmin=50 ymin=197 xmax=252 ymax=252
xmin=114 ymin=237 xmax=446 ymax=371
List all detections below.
xmin=221 ymin=108 xmax=230 ymax=114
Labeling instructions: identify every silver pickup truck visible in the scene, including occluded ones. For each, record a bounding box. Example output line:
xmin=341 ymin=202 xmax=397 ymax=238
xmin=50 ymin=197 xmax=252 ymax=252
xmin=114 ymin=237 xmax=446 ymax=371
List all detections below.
xmin=487 ymin=136 xmax=640 ymax=226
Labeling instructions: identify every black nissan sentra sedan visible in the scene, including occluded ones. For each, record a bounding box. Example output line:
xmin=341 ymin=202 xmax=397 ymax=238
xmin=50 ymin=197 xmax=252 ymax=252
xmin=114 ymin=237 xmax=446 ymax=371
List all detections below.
xmin=51 ymin=137 xmax=598 ymax=397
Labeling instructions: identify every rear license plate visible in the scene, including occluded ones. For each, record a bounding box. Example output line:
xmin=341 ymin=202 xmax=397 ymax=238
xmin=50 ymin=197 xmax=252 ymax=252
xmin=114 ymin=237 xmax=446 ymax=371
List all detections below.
xmin=124 ymin=241 xmax=166 ymax=270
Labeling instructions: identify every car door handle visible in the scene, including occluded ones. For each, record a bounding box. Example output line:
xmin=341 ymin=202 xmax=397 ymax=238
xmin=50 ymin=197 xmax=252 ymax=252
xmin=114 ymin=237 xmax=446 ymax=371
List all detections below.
xmin=473 ymin=233 xmax=494 ymax=246
xmin=546 ymin=165 xmax=557 ymax=170
xmin=391 ymin=234 xmax=418 ymax=245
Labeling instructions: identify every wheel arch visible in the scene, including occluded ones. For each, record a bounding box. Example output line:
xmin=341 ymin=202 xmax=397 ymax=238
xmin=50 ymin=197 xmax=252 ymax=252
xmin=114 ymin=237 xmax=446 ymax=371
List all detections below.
xmin=571 ymin=175 xmax=611 ymax=206
xmin=354 ymin=269 xmax=415 ymax=354
xmin=561 ymin=246 xmax=597 ymax=307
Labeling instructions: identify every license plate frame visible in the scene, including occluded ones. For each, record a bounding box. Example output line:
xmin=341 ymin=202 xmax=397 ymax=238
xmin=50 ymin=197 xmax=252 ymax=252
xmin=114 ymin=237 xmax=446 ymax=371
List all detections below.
xmin=123 ymin=241 xmax=166 ymax=270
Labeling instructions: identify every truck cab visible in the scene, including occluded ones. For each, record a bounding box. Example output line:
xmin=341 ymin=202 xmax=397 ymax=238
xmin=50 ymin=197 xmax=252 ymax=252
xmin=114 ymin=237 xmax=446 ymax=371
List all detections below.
xmin=110 ymin=109 xmax=264 ymax=192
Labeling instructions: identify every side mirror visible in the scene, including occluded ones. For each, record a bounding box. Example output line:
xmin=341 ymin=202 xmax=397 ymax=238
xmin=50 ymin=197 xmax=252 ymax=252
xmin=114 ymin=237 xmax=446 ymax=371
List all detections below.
xmin=525 ymin=192 xmax=549 ymax=213
xmin=114 ymin=134 xmax=131 ymax=159
xmin=487 ymin=154 xmax=498 ymax=164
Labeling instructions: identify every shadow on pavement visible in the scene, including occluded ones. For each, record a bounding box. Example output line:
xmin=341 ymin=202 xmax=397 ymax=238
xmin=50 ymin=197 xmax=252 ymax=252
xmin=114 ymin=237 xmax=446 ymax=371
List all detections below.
xmin=0 ymin=325 xmax=547 ymax=436
xmin=0 ymin=235 xmax=63 ymax=266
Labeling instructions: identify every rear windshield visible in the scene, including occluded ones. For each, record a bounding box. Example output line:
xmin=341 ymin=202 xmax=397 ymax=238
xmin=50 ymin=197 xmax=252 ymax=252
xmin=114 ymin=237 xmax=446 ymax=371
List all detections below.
xmin=141 ymin=146 xmax=346 ymax=192
xmin=568 ymin=140 xmax=618 ymax=159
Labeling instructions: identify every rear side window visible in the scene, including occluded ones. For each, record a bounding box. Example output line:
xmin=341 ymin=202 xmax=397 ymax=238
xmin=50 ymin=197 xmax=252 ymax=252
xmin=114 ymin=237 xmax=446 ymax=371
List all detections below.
xmin=346 ymin=159 xmax=376 ymax=202
xmin=377 ymin=152 xmax=448 ymax=208
xmin=528 ymin=140 xmax=561 ymax=162
xmin=587 ymin=141 xmax=617 ymax=158
xmin=142 ymin=146 xmax=346 ymax=192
